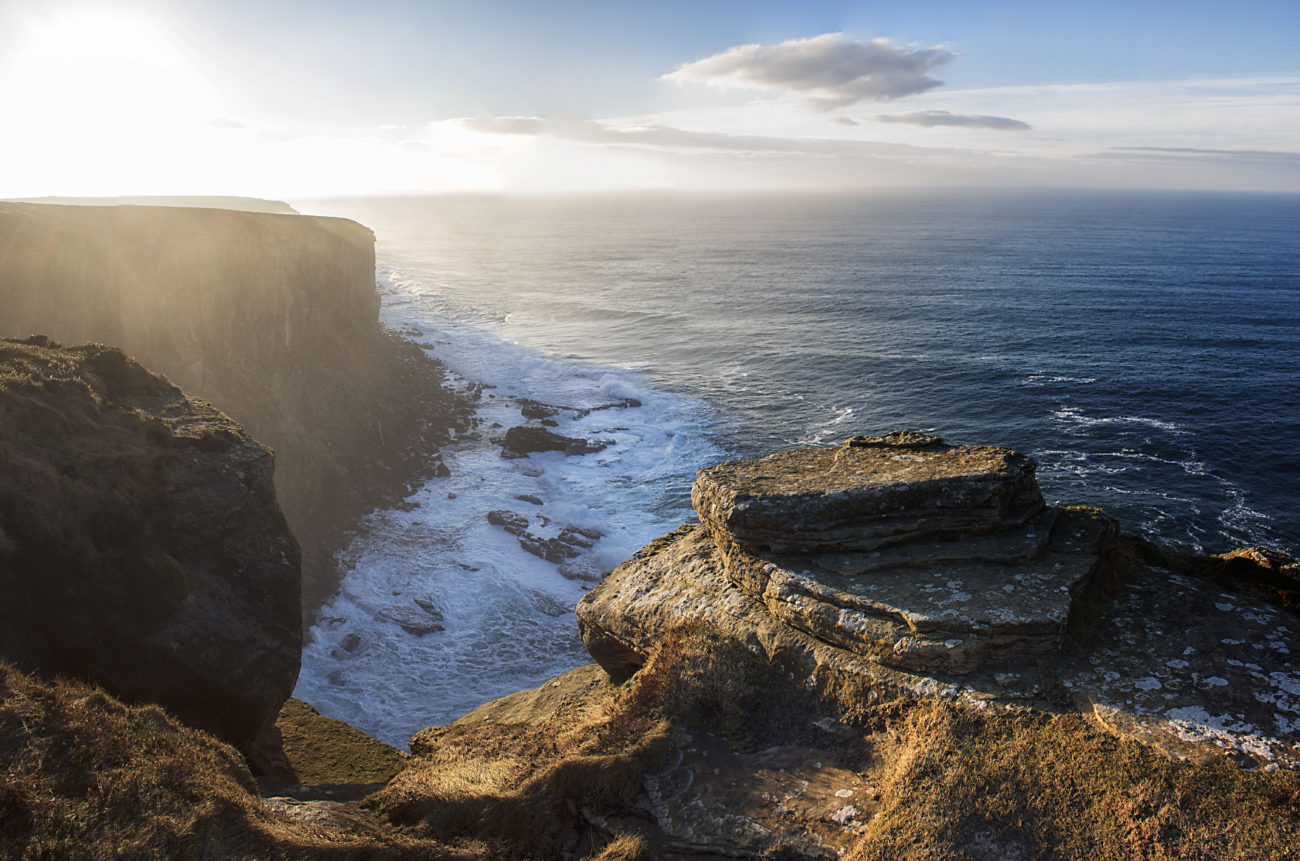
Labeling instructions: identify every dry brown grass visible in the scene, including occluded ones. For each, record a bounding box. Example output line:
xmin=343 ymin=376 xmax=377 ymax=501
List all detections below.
xmin=371 ymin=658 xmax=674 ymax=856
xmin=371 ymin=625 xmax=849 ymax=857
xmin=378 ymin=622 xmax=1300 ymax=858
xmin=853 ymin=700 xmax=1300 ymax=860
xmin=275 ymin=698 xmax=406 ymax=787
xmin=0 ymin=662 xmax=481 ymax=859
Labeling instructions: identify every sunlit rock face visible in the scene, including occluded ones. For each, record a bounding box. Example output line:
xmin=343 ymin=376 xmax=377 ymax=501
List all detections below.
xmin=579 ymin=434 xmax=1300 ymax=770
xmin=690 ymin=433 xmax=1105 ymax=673
xmin=692 ymin=431 xmax=1044 ymax=554
xmin=0 ymin=337 xmax=301 ymax=748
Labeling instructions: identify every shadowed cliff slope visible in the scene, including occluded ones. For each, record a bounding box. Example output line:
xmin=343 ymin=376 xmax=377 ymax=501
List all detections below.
xmin=0 ymin=337 xmax=300 ymax=750
xmin=0 ymin=201 xmax=470 ymax=611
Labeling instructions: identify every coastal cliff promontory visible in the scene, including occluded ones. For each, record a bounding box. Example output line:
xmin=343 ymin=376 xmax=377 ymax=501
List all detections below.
xmin=0 ymin=201 xmax=470 ymax=610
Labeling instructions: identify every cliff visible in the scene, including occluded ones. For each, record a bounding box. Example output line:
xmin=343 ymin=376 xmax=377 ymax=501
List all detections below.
xmin=2 ymin=196 xmax=300 ymax=214
xmin=364 ymin=434 xmax=1300 ymax=858
xmin=0 ymin=201 xmax=471 ymax=610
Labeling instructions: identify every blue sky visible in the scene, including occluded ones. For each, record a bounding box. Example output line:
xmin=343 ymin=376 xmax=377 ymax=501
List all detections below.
xmin=0 ymin=0 xmax=1296 ymax=195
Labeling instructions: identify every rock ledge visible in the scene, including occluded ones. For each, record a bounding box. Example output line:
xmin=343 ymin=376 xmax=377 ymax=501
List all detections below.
xmin=689 ymin=433 xmax=1103 ymax=673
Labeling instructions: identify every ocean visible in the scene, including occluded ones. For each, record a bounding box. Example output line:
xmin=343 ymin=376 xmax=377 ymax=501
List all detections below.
xmin=291 ymin=189 xmax=1300 ymax=745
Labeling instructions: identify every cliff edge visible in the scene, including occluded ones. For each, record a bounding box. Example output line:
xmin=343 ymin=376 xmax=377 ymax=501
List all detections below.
xmin=0 ymin=201 xmax=470 ymax=610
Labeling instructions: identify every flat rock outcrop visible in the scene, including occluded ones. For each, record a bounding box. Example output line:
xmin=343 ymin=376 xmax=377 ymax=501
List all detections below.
xmin=686 ymin=433 xmax=1102 ymax=674
xmin=0 ymin=337 xmax=300 ymax=748
xmin=693 ymin=431 xmax=1044 ymax=554
xmin=578 ymin=434 xmax=1300 ymax=772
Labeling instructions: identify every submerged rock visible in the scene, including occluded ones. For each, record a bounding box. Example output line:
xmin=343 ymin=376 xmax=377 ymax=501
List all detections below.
xmin=378 ymin=606 xmax=445 ymax=636
xmin=0 ymin=337 xmax=300 ymax=749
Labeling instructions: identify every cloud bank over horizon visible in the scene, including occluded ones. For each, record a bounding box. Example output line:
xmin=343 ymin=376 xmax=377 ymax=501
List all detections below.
xmin=662 ymin=33 xmax=955 ymax=109
xmin=872 ymin=109 xmax=1032 ymax=130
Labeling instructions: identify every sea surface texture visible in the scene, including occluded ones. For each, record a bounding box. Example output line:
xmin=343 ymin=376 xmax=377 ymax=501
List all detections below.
xmin=292 ymin=190 xmax=1299 ymax=745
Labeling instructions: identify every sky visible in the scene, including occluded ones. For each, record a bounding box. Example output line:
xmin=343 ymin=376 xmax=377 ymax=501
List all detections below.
xmin=0 ymin=0 xmax=1296 ymax=196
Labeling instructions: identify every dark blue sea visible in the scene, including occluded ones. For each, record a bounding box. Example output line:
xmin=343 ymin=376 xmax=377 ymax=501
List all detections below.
xmin=293 ymin=189 xmax=1300 ymax=743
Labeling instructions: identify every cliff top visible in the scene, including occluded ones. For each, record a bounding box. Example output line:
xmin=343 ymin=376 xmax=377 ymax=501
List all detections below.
xmin=1 ymin=195 xmax=299 ymax=215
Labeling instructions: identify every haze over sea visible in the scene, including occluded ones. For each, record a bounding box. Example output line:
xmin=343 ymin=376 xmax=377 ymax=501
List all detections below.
xmin=294 ymin=189 xmax=1300 ymax=744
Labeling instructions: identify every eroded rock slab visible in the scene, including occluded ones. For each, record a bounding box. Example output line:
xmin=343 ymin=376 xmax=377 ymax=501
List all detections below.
xmin=692 ymin=432 xmax=1043 ymax=554
xmin=577 ymin=525 xmax=1300 ymax=770
xmin=717 ymin=509 xmax=1110 ymax=673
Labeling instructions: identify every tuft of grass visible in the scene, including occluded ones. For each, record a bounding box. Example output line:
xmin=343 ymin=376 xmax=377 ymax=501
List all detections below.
xmin=274 ymin=697 xmax=406 ymax=787
xmin=371 ymin=671 xmax=674 ymax=857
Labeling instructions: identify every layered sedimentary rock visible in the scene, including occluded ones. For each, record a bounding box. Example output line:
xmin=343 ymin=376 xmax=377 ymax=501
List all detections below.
xmin=578 ymin=433 xmax=1300 ymax=772
xmin=686 ymin=432 xmax=1105 ymax=674
xmin=0 ymin=201 xmax=469 ymax=610
xmin=692 ymin=431 xmax=1045 ymax=554
xmin=0 ymin=337 xmax=300 ymax=747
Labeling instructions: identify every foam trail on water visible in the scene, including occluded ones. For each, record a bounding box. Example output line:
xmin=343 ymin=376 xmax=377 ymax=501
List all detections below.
xmin=294 ymin=265 xmax=724 ymax=746
xmin=1037 ymin=403 xmax=1275 ymax=554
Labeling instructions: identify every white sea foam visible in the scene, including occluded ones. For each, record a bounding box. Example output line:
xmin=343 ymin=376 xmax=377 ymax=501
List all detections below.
xmin=294 ymin=263 xmax=724 ymax=746
xmin=1051 ymin=405 xmax=1186 ymax=434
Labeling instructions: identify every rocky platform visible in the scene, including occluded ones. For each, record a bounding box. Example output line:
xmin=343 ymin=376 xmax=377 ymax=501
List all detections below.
xmin=688 ymin=432 xmax=1108 ymax=674
xmin=579 ymin=433 xmax=1300 ymax=773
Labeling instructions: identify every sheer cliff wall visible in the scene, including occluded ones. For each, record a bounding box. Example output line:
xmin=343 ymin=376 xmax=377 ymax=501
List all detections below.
xmin=0 ymin=202 xmax=464 ymax=612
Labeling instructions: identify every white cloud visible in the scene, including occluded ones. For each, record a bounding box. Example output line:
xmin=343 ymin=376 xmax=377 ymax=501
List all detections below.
xmin=1104 ymin=145 xmax=1300 ymax=165
xmin=873 ymin=110 xmax=1031 ymax=131
xmin=662 ymin=33 xmax=955 ymax=109
xmin=459 ymin=116 xmax=947 ymax=159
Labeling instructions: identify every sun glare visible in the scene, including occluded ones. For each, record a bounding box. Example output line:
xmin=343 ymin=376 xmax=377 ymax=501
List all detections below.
xmin=0 ymin=9 xmax=224 ymax=195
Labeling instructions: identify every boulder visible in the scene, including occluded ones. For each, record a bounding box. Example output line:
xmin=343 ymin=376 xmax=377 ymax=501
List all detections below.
xmin=0 ymin=337 xmax=301 ymax=749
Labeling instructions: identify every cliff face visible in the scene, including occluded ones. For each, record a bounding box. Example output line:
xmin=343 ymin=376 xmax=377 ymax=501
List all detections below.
xmin=0 ymin=337 xmax=300 ymax=748
xmin=0 ymin=202 xmax=468 ymax=609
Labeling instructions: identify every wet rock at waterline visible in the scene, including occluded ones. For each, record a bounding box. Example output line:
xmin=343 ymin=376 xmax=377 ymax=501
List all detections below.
xmin=486 ymin=509 xmax=605 ymax=566
xmin=499 ymin=425 xmax=611 ymax=458
xmin=486 ymin=509 xmax=530 ymax=535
